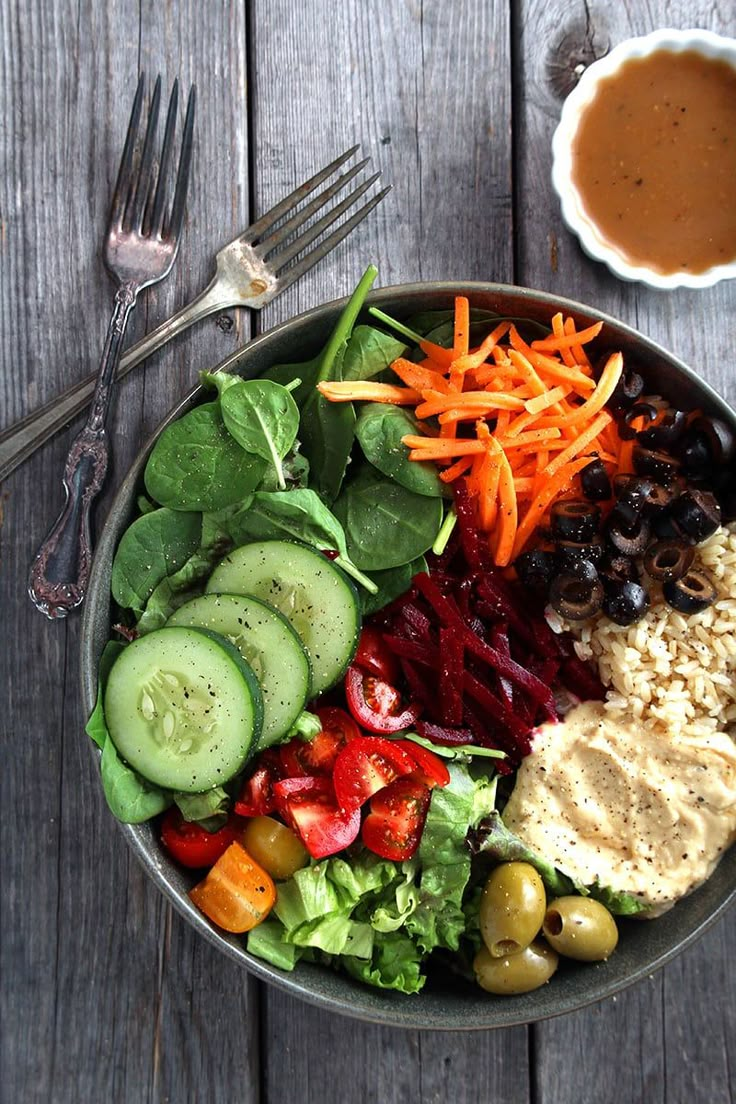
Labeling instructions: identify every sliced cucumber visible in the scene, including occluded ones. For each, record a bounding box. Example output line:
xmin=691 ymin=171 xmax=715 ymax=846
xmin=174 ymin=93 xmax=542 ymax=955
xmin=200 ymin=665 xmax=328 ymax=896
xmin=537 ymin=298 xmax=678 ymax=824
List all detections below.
xmin=206 ymin=540 xmax=360 ymax=695
xmin=167 ymin=593 xmax=311 ymax=747
xmin=104 ymin=626 xmax=263 ymax=793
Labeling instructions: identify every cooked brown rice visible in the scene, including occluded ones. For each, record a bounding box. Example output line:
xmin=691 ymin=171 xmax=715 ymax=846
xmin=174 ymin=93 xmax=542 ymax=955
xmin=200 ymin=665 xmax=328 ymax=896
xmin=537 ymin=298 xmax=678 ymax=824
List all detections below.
xmin=560 ymin=524 xmax=736 ymax=740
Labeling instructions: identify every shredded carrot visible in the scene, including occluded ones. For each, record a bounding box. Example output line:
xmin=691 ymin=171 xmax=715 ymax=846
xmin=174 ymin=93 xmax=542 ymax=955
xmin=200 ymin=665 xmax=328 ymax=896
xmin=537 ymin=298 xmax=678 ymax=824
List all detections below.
xmin=317 ymin=299 xmax=631 ymax=568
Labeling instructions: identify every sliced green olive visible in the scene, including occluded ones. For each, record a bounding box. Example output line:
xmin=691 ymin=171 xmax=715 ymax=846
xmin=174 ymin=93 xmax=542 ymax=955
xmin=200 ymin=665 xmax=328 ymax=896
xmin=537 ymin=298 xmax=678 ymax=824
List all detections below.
xmin=473 ymin=941 xmax=559 ymax=995
xmin=479 ymin=861 xmax=546 ymax=958
xmin=542 ymin=897 xmax=619 ymax=962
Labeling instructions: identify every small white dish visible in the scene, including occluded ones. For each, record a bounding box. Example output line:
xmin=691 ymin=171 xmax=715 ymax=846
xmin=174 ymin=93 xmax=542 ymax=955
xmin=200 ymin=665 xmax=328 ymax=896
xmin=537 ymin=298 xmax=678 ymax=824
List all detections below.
xmin=551 ymin=28 xmax=736 ymax=290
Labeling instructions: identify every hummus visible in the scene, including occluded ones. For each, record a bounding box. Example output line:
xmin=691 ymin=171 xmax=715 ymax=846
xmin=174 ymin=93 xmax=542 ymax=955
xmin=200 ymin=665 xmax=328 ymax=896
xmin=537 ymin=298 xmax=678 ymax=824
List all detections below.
xmin=502 ymin=701 xmax=736 ymax=913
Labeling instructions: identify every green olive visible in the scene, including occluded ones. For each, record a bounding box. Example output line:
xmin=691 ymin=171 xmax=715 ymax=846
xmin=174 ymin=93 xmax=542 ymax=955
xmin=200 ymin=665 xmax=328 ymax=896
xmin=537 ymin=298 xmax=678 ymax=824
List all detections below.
xmin=542 ymin=896 xmax=619 ymax=961
xmin=479 ymin=861 xmax=546 ymax=958
xmin=240 ymin=815 xmax=309 ymax=880
xmin=473 ymin=941 xmax=559 ymax=995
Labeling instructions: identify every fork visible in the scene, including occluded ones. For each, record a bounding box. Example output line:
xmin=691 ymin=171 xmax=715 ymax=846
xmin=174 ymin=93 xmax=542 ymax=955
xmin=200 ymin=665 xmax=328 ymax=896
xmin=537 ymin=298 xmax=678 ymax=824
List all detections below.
xmin=0 ymin=148 xmax=389 ymax=484
xmin=28 ymin=74 xmax=196 ymax=620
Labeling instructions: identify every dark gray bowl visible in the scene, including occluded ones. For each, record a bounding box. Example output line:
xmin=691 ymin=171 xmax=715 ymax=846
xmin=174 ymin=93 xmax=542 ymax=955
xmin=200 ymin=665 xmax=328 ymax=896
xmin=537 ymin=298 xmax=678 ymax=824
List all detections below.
xmin=80 ymin=281 xmax=736 ymax=1030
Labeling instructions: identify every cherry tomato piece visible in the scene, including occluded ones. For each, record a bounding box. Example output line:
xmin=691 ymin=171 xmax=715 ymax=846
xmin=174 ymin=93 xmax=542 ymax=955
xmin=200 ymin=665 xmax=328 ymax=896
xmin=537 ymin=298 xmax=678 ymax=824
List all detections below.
xmin=160 ymin=808 xmax=238 ymax=869
xmin=278 ymin=707 xmax=359 ymax=777
xmin=361 ymin=777 xmax=431 ymax=861
xmin=189 ymin=841 xmax=276 ymax=932
xmin=272 ymin=775 xmax=360 ymax=859
xmin=234 ymin=750 xmax=282 ymax=817
xmin=344 ymin=665 xmax=421 ymax=734
xmin=394 ymin=739 xmax=451 ymax=789
xmin=332 ymin=735 xmax=417 ymax=814
xmin=354 ymin=626 xmax=400 ymax=684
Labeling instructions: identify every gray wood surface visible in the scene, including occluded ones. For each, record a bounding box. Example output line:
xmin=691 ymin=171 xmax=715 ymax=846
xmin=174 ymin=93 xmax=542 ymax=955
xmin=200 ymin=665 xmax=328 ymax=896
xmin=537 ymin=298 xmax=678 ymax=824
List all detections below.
xmin=1 ymin=1 xmax=734 ymax=1102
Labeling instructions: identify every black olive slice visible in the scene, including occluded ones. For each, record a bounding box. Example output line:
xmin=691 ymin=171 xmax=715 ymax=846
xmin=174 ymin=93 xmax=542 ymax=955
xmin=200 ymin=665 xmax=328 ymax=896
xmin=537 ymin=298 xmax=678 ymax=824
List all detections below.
xmin=618 ymin=402 xmax=659 ymax=441
xmin=599 ymin=551 xmax=639 ymax=588
xmin=603 ymin=581 xmax=650 ymax=626
xmin=549 ymin=573 xmax=604 ymax=621
xmin=663 ymin=570 xmax=717 ymax=614
xmin=632 ymin=446 xmax=681 ymax=483
xmin=580 ymin=458 xmax=612 ymax=502
xmin=678 ymin=429 xmax=712 ymax=476
xmin=550 ymin=500 xmax=601 ymax=543
xmin=515 ymin=550 xmax=557 ymax=596
xmin=606 ymin=516 xmax=651 ymax=556
xmin=556 ymin=540 xmax=604 ymax=571
xmin=639 ymin=482 xmax=677 ymax=516
xmin=608 ymin=368 xmax=645 ymax=411
xmin=669 ymin=489 xmax=721 ymax=544
xmin=637 ymin=409 xmax=687 ymax=450
xmin=690 ymin=415 xmax=736 ymax=466
xmin=643 ymin=540 xmax=695 ymax=582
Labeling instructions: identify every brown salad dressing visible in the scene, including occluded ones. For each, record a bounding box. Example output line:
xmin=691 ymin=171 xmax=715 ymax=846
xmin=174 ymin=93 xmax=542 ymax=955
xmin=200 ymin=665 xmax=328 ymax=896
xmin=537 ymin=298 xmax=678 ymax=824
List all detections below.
xmin=571 ymin=49 xmax=736 ymax=274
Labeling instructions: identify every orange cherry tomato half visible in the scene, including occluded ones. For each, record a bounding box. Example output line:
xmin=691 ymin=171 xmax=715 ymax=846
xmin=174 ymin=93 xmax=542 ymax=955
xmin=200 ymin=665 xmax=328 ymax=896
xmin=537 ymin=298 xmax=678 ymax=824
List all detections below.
xmin=189 ymin=841 xmax=276 ymax=933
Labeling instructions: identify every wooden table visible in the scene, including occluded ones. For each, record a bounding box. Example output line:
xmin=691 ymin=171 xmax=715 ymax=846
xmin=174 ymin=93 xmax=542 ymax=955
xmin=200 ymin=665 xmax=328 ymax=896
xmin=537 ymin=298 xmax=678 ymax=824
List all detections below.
xmin=2 ymin=2 xmax=735 ymax=1101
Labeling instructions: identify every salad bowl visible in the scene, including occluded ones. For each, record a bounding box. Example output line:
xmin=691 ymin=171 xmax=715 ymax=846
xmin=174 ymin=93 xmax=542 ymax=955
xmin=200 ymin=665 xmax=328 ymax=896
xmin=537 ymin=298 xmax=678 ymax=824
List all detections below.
xmin=80 ymin=281 xmax=736 ymax=1029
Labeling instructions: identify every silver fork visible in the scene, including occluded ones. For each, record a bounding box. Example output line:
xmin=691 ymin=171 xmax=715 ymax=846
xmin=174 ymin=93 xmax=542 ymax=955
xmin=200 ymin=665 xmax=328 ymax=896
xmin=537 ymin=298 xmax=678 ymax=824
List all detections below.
xmin=28 ymin=74 xmax=196 ymax=620
xmin=1 ymin=148 xmax=390 ymax=484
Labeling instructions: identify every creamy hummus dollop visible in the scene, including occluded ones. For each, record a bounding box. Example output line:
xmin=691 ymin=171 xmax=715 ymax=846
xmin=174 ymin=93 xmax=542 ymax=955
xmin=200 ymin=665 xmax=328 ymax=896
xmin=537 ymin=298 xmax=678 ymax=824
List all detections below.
xmin=502 ymin=701 xmax=736 ymax=913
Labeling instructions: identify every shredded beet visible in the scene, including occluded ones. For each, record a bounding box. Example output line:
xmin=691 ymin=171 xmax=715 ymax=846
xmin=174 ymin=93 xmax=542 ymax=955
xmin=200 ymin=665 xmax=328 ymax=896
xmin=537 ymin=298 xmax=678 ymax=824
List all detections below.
xmin=369 ymin=526 xmax=605 ymax=768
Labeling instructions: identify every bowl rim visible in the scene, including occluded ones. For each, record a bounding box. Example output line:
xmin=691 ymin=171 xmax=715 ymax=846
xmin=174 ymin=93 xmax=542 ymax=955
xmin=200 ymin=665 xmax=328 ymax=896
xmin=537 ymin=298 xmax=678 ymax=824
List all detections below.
xmin=80 ymin=279 xmax=736 ymax=1030
xmin=551 ymin=27 xmax=736 ymax=290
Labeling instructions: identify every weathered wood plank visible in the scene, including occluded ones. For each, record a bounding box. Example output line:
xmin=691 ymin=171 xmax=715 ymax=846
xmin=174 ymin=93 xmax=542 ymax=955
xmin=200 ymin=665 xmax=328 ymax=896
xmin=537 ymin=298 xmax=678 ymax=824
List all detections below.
xmin=515 ymin=3 xmax=736 ymax=1102
xmin=252 ymin=3 xmax=527 ymax=1099
xmin=0 ymin=2 xmax=259 ymax=1102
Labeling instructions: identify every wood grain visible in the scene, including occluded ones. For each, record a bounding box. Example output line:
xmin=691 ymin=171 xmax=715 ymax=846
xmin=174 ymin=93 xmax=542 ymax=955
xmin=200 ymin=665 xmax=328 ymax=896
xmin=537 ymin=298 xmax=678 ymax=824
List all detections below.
xmin=517 ymin=3 xmax=736 ymax=1102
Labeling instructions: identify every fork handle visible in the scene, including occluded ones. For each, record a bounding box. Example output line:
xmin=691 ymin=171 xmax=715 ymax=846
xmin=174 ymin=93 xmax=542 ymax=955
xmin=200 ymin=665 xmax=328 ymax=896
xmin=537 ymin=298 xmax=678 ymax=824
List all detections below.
xmin=28 ymin=286 xmax=137 ymax=619
xmin=0 ymin=277 xmax=229 ymax=485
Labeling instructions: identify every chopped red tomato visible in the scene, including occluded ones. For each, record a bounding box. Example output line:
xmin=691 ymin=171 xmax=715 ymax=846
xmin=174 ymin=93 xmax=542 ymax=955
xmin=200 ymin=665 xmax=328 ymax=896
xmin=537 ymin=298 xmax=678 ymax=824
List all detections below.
xmin=234 ymin=751 xmax=282 ymax=817
xmin=344 ymin=665 xmax=421 ymax=733
xmin=354 ymin=626 xmax=400 ymax=684
xmin=332 ymin=735 xmax=417 ymax=814
xmin=273 ymin=775 xmax=361 ymax=859
xmin=362 ymin=777 xmax=431 ymax=861
xmin=160 ymin=808 xmax=238 ymax=869
xmin=278 ymin=707 xmax=359 ymax=777
xmin=189 ymin=841 xmax=276 ymax=932
xmin=395 ymin=739 xmax=451 ymax=789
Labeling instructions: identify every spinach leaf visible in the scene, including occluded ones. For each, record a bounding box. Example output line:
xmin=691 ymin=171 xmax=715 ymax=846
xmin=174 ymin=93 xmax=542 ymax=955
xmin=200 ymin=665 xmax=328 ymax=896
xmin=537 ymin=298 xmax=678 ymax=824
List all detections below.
xmin=360 ymin=556 xmax=427 ymax=616
xmin=334 ymin=465 xmax=443 ymax=571
xmin=85 ymin=640 xmax=126 ymax=750
xmin=223 ymin=488 xmax=376 ymax=592
xmin=355 ymin=404 xmax=447 ymax=498
xmin=220 ymin=379 xmax=300 ymax=490
xmin=111 ymin=508 xmax=201 ymax=614
xmin=100 ymin=736 xmax=172 ymax=824
xmin=258 ymin=447 xmax=310 ymax=492
xmin=341 ymin=326 xmax=408 ymax=382
xmin=144 ymin=402 xmax=267 ymax=511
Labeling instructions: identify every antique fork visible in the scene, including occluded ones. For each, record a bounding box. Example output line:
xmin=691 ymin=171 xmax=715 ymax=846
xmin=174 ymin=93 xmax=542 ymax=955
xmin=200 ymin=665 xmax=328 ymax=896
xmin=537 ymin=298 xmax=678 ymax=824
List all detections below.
xmin=1 ymin=148 xmax=389 ymax=484
xmin=28 ymin=74 xmax=196 ymax=619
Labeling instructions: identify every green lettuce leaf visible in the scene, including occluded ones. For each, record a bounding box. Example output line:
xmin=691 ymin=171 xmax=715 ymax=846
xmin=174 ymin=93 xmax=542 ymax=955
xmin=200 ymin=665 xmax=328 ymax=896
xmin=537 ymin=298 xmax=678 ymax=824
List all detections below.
xmin=343 ymin=932 xmax=425 ymax=994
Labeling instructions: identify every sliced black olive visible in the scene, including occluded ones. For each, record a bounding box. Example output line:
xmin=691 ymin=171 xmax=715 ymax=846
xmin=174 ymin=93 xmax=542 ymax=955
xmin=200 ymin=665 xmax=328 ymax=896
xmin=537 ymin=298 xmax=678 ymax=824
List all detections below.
xmin=632 ymin=446 xmax=681 ymax=483
xmin=663 ymin=570 xmax=717 ymax=614
xmin=638 ymin=481 xmax=677 ymax=516
xmin=618 ymin=402 xmax=659 ymax=441
xmin=606 ymin=515 xmax=651 ymax=556
xmin=549 ymin=573 xmax=604 ymax=621
xmin=599 ymin=551 xmax=639 ymax=588
xmin=608 ymin=498 xmax=642 ymax=536
xmin=715 ymin=482 xmax=736 ymax=525
xmin=553 ymin=553 xmax=600 ymax=581
xmin=651 ymin=510 xmax=684 ymax=541
xmin=515 ymin=550 xmax=557 ymax=596
xmin=608 ymin=367 xmax=645 ymax=411
xmin=556 ymin=540 xmax=604 ymax=571
xmin=613 ymin=474 xmax=653 ymax=501
xmin=643 ymin=540 xmax=695 ymax=582
xmin=603 ymin=581 xmax=650 ymax=625
xmin=690 ymin=415 xmax=736 ymax=466
xmin=580 ymin=458 xmax=612 ymax=502
xmin=669 ymin=488 xmax=722 ymax=544
xmin=637 ymin=409 xmax=687 ymax=450
xmin=550 ymin=500 xmax=601 ymax=543
xmin=679 ymin=429 xmax=712 ymax=476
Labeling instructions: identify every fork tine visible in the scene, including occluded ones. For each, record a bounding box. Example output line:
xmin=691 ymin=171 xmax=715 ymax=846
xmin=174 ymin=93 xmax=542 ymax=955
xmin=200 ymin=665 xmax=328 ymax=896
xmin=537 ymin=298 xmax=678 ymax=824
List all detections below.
xmin=166 ymin=84 xmax=196 ymax=242
xmin=109 ymin=73 xmax=145 ymax=227
xmin=253 ymin=158 xmax=370 ymax=255
xmin=243 ymin=145 xmax=360 ymax=243
xmin=265 ymin=172 xmax=381 ymax=270
xmin=273 ymin=186 xmax=392 ymax=294
xmin=149 ymin=79 xmax=179 ymax=236
xmin=128 ymin=75 xmax=162 ymax=230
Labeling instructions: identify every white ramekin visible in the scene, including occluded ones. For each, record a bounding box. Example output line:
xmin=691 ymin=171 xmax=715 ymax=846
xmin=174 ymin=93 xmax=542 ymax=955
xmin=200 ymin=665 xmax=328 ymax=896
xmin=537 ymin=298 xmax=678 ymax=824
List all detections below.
xmin=551 ymin=28 xmax=736 ymax=290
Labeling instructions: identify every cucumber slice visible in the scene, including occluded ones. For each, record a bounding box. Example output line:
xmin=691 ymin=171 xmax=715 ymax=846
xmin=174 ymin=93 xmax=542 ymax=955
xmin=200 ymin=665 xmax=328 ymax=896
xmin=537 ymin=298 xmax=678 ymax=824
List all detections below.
xmin=167 ymin=593 xmax=311 ymax=748
xmin=206 ymin=540 xmax=360 ymax=695
xmin=104 ymin=626 xmax=263 ymax=793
